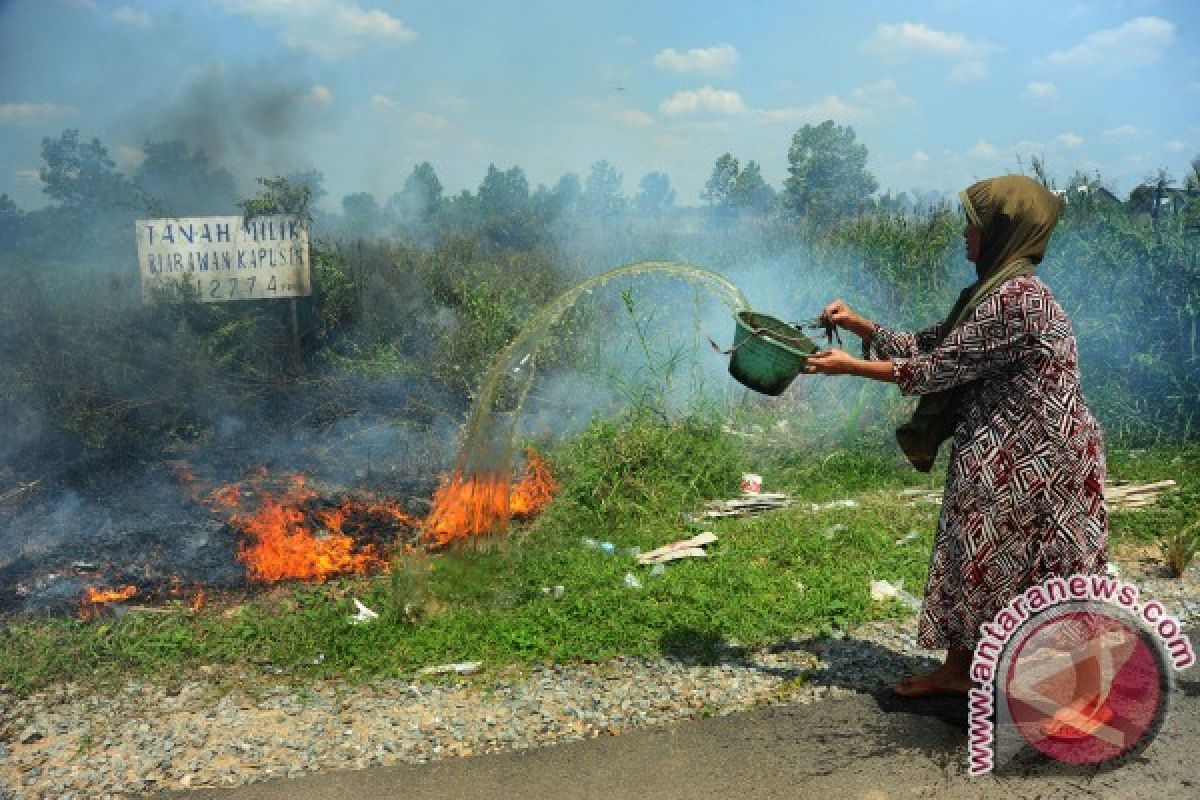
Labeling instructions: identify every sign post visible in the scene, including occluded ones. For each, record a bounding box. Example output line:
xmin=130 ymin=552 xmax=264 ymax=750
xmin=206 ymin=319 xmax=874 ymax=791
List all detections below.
xmin=135 ymin=215 xmax=312 ymax=303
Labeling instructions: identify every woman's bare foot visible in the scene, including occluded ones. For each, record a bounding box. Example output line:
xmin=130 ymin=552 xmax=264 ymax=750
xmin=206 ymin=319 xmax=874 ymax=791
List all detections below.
xmin=893 ymin=648 xmax=973 ymax=697
xmin=893 ymin=665 xmax=971 ymax=696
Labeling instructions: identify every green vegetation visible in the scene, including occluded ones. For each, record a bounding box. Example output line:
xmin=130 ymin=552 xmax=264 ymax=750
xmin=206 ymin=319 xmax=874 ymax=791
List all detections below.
xmin=0 ymin=123 xmax=1195 ymax=696
xmin=0 ymin=417 xmax=1193 ymax=696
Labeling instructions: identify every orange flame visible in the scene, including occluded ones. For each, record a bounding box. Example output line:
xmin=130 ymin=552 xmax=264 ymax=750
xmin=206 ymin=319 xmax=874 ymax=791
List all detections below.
xmin=79 ymin=585 xmax=138 ymax=618
xmin=204 ymin=471 xmax=420 ymax=583
xmin=422 ymin=450 xmax=558 ymax=548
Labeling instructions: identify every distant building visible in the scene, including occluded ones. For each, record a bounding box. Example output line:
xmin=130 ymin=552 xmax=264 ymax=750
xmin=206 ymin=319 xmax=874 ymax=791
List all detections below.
xmin=1052 ymin=185 xmax=1122 ymax=206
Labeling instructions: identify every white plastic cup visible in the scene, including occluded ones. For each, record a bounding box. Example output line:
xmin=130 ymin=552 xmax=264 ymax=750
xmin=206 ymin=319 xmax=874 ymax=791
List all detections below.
xmin=740 ymin=473 xmax=763 ymax=494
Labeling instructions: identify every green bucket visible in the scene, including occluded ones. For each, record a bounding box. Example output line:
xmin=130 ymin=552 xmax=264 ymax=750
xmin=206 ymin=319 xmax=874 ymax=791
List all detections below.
xmin=727 ymin=311 xmax=818 ymax=396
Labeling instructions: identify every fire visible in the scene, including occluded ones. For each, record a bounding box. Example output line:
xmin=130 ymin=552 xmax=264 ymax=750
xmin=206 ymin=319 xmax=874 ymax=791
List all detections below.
xmin=422 ymin=450 xmax=558 ymax=548
xmin=162 ymin=449 xmax=556 ymax=587
xmin=79 ymin=584 xmax=138 ymax=618
xmin=207 ymin=472 xmax=415 ymax=583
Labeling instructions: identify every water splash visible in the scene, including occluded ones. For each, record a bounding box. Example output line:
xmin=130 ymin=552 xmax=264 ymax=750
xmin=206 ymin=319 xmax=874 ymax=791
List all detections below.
xmin=422 ymin=260 xmax=748 ymax=547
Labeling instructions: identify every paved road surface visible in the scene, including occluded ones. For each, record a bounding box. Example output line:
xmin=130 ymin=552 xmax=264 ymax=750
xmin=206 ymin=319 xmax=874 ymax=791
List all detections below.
xmin=157 ymin=655 xmax=1198 ymax=800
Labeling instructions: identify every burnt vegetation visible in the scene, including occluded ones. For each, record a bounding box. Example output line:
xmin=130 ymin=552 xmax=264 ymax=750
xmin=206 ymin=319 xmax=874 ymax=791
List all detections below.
xmin=0 ymin=125 xmax=1197 ymax=615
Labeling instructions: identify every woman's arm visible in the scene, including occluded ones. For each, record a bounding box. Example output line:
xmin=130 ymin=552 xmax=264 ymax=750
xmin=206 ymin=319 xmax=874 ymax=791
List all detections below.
xmin=811 ymin=278 xmax=1043 ymax=391
xmin=863 ymin=322 xmax=943 ymax=361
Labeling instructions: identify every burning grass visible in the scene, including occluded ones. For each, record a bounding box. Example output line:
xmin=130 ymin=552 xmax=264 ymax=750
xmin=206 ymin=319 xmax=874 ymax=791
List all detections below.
xmin=2 ymin=421 xmax=1194 ymax=697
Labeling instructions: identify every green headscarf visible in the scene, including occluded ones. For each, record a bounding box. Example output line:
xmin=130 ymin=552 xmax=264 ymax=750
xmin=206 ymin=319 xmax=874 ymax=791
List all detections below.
xmin=895 ymin=175 xmax=1065 ymax=472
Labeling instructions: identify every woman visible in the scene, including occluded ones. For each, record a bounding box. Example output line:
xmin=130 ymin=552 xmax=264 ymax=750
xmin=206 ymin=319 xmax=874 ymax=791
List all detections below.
xmin=805 ymin=175 xmax=1109 ymax=710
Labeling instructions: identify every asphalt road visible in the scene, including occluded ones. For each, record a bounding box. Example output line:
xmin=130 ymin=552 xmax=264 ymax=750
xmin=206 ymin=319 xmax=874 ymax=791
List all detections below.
xmin=157 ymin=650 xmax=1198 ymax=800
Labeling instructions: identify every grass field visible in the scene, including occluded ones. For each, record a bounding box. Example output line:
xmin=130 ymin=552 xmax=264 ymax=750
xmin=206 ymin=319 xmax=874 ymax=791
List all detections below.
xmin=0 ymin=415 xmax=1195 ymax=696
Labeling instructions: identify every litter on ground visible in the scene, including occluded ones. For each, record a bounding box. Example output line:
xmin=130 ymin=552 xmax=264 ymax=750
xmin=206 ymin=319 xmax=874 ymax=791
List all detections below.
xmin=638 ymin=532 xmax=718 ymax=565
xmin=869 ymin=579 xmax=922 ymax=612
xmin=418 ymin=661 xmax=482 ymax=676
xmin=348 ymin=598 xmax=378 ymax=625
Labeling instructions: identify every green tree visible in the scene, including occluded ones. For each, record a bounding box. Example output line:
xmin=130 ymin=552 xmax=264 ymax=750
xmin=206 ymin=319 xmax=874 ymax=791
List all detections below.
xmin=782 ymin=120 xmax=877 ymax=222
xmin=239 ymin=175 xmax=314 ymax=220
xmin=729 ymin=160 xmax=774 ymax=214
xmin=582 ymin=160 xmax=625 ymax=220
xmin=39 ymin=129 xmax=132 ymax=212
xmin=133 ymin=140 xmax=238 ymax=216
xmin=0 ymin=193 xmax=20 ymax=248
xmin=389 ymin=161 xmax=443 ymax=223
xmin=341 ymin=192 xmax=382 ymax=238
xmin=635 ymin=171 xmax=675 ymax=216
xmin=702 ymin=153 xmax=739 ymax=210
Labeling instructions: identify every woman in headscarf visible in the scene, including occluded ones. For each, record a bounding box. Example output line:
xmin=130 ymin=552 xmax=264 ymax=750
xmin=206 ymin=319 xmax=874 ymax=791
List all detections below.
xmin=805 ymin=175 xmax=1109 ymax=711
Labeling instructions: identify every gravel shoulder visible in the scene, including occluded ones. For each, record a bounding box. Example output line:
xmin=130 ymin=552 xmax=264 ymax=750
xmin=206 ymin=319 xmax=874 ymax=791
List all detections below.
xmin=1 ymin=549 xmax=1196 ymax=800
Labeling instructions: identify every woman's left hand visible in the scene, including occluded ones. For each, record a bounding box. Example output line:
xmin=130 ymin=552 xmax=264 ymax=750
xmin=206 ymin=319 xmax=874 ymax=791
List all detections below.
xmin=805 ymin=348 xmax=858 ymax=376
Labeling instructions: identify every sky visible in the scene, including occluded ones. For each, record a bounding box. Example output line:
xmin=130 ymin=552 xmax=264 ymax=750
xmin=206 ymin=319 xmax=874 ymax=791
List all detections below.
xmin=0 ymin=0 xmax=1197 ymax=211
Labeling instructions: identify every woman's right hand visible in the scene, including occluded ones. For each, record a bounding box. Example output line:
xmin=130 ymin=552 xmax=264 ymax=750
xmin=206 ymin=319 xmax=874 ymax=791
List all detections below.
xmin=821 ymin=300 xmax=873 ymax=339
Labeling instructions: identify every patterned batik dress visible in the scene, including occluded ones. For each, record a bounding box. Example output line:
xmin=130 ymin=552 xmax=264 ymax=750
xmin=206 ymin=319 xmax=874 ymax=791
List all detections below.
xmin=866 ymin=274 xmax=1108 ymax=650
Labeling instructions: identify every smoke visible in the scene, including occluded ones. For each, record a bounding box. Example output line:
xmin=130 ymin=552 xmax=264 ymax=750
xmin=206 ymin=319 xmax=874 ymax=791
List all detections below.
xmin=119 ymin=64 xmax=329 ymax=195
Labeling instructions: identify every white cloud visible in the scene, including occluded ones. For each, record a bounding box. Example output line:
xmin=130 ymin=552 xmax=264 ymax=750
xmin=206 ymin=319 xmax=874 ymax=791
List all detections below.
xmin=371 ymin=96 xmax=451 ymax=130
xmin=948 ymin=61 xmax=988 ymax=84
xmin=611 ymin=108 xmax=653 ymax=127
xmin=861 ymin=22 xmax=995 ymax=59
xmin=659 ymin=86 xmax=747 ymax=116
xmin=1104 ymin=124 xmax=1151 ymax=141
xmin=215 ymin=0 xmax=417 ymax=60
xmin=0 ymin=102 xmax=76 ymax=125
xmin=305 ymin=85 xmax=333 ymax=106
xmin=437 ymin=94 xmax=468 ymax=111
xmin=1055 ymin=132 xmax=1084 ymax=148
xmin=407 ymin=111 xmax=451 ymax=131
xmin=969 ymin=140 xmax=1000 ymax=159
xmin=1044 ymin=16 xmax=1176 ymax=69
xmin=652 ymin=44 xmax=738 ymax=75
xmin=111 ymin=6 xmax=152 ymax=28
xmin=1025 ymin=81 xmax=1058 ymax=100
xmin=897 ymin=149 xmax=931 ymax=171
xmin=115 ymin=145 xmax=146 ymax=170
xmin=758 ymin=78 xmax=913 ymax=125
xmin=1164 ymin=140 xmax=1189 ymax=153
xmin=14 ymin=169 xmax=41 ymax=186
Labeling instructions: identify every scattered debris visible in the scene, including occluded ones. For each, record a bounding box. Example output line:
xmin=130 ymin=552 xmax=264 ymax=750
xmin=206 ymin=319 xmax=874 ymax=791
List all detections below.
xmin=898 ymin=480 xmax=1178 ymax=511
xmin=349 ymin=598 xmax=379 ymax=625
xmin=823 ymin=523 xmax=847 ymax=541
xmin=894 ymin=530 xmax=921 ymax=546
xmin=740 ymin=473 xmax=764 ymax=494
xmin=418 ymin=661 xmax=481 ymax=676
xmin=649 ymin=564 xmax=665 ymax=576
xmin=700 ymin=492 xmax=793 ymax=518
xmin=19 ymin=727 xmax=44 ymax=745
xmin=623 ymin=572 xmax=643 ymax=589
xmin=1106 ymin=480 xmax=1178 ymax=510
xmin=540 ymin=585 xmax=566 ymax=598
xmin=809 ymin=498 xmax=859 ymax=512
xmin=1106 ymin=562 xmax=1121 ymax=577
xmin=869 ymin=579 xmax=922 ymax=612
xmin=309 ymin=653 xmax=325 ymax=665
xmin=638 ymin=532 xmax=718 ymax=565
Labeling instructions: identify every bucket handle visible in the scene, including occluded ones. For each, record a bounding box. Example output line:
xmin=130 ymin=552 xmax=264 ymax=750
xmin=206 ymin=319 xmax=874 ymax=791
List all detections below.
xmin=706 ymin=326 xmax=774 ymax=356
